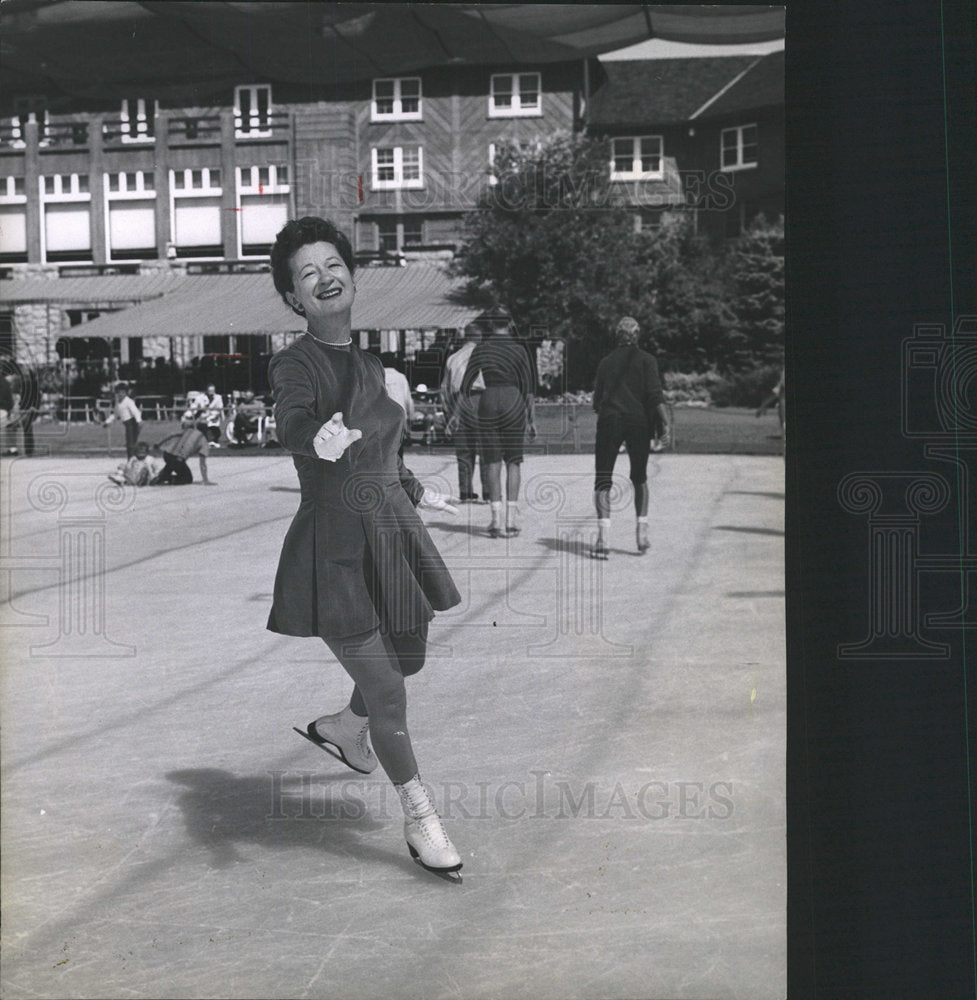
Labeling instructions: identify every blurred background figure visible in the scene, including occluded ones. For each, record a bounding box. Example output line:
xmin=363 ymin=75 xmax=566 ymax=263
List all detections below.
xmin=756 ymin=368 xmax=785 ymax=449
xmin=107 ymin=441 xmax=162 ymax=486
xmin=380 ymin=353 xmax=414 ymax=453
xmin=440 ymin=323 xmax=484 ymax=502
xmin=591 ymin=316 xmax=670 ymax=559
xmin=462 ymin=312 xmax=536 ymax=537
xmin=152 ymin=421 xmax=215 ymax=485
xmin=0 ymin=373 xmax=14 ymax=456
xmin=189 ymin=383 xmax=225 ymax=444
xmin=230 ymin=389 xmax=266 ymax=447
xmin=102 ymin=382 xmax=143 ymax=458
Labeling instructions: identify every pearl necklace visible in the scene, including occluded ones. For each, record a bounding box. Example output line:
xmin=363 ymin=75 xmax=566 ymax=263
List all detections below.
xmin=307 ymin=331 xmax=353 ymax=347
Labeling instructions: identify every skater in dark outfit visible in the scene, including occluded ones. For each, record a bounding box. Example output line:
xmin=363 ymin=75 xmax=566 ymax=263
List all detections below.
xmin=591 ymin=316 xmax=670 ymax=558
xmin=267 ymin=217 xmax=464 ymax=881
xmin=461 ymin=313 xmax=537 ymax=537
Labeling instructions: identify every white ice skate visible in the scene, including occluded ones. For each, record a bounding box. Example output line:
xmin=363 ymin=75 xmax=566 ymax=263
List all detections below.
xmin=636 ymin=521 xmax=650 ymax=554
xmin=396 ymin=775 xmax=463 ymax=883
xmin=293 ymin=705 xmax=377 ymax=774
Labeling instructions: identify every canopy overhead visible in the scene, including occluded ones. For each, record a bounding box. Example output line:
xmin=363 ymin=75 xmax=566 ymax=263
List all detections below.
xmin=41 ymin=265 xmax=482 ymax=340
xmin=1 ymin=3 xmax=785 ymax=98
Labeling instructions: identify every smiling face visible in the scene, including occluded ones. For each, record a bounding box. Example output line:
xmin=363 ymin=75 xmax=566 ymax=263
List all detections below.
xmin=285 ymin=242 xmax=355 ymax=322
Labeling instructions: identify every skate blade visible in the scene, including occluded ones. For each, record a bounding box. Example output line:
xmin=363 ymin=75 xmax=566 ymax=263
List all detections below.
xmin=292 ymin=726 xmax=374 ymax=775
xmin=409 ymin=845 xmax=463 ymax=884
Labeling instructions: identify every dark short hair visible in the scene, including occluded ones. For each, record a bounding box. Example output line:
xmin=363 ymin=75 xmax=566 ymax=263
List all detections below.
xmin=271 ymin=217 xmax=356 ymax=314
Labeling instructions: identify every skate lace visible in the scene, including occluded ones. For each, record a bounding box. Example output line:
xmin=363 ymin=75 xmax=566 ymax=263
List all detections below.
xmin=353 ymin=721 xmax=372 ymax=760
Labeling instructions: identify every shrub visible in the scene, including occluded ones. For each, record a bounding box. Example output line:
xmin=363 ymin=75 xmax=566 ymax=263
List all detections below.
xmin=662 ymin=370 xmax=726 ymax=405
xmin=709 ymin=364 xmax=783 ymax=408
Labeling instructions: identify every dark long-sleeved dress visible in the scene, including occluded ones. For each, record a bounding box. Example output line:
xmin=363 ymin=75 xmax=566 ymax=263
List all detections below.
xmin=267 ymin=336 xmax=461 ymax=640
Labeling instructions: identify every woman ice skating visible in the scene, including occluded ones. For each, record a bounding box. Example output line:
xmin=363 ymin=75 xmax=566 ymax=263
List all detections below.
xmin=591 ymin=316 xmax=671 ymax=559
xmin=266 ymin=217 xmax=464 ymax=882
xmin=461 ymin=311 xmax=536 ymax=537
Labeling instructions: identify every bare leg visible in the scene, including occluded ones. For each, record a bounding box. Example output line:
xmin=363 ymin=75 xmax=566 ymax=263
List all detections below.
xmin=484 ymin=460 xmax=502 ymax=502
xmin=633 ymin=482 xmax=648 ymax=517
xmin=505 ymin=460 xmax=521 ymax=502
xmin=594 ymin=489 xmax=611 ymax=520
xmin=593 ymin=489 xmax=611 ymax=554
xmin=324 ymin=629 xmax=418 ymax=785
xmin=634 ymin=482 xmax=650 ymax=552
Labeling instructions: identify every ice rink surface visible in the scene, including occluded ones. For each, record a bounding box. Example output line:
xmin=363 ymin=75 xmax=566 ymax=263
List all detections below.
xmin=1 ymin=451 xmax=784 ymax=1000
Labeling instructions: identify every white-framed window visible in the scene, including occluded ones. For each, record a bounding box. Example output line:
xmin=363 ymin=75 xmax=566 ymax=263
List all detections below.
xmin=720 ymin=124 xmax=758 ymax=171
xmin=106 ymin=171 xmax=155 ymax=195
xmin=0 ymin=176 xmax=27 ymax=200
xmin=171 ymin=168 xmax=222 ymax=192
xmin=235 ymin=84 xmax=273 ymax=137
xmin=371 ymin=77 xmax=422 ymax=121
xmin=610 ymin=136 xmax=664 ymax=181
xmin=120 ymin=98 xmax=157 ymax=143
xmin=377 ymin=217 xmax=424 ymax=253
xmin=104 ymin=171 xmax=157 ymax=261
xmin=39 ymin=173 xmax=92 ymax=262
xmin=170 ymin=168 xmax=223 ymax=258
xmin=489 ymin=73 xmax=541 ymax=117
xmin=0 ymin=177 xmax=28 ymax=261
xmin=371 ymin=146 xmax=424 ymax=190
xmin=236 ymin=164 xmax=291 ymax=256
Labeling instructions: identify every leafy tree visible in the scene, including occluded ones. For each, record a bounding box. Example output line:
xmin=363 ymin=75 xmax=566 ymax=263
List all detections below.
xmin=452 ymin=133 xmax=782 ymax=388
xmin=724 ymin=214 xmax=785 ymax=370
xmin=452 ymin=133 xmax=660 ymax=389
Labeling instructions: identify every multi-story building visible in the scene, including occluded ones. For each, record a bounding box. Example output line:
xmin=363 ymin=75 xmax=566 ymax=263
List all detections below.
xmin=587 ymin=51 xmax=784 ymax=239
xmin=0 ymin=54 xmax=590 ymax=371
xmin=0 ymin=3 xmax=783 ymax=376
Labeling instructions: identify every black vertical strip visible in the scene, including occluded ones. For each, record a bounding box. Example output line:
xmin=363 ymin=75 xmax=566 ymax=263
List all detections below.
xmin=788 ymin=0 xmax=977 ymax=997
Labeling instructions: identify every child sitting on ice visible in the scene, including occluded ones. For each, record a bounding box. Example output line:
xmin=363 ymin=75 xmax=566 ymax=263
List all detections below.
xmin=107 ymin=441 xmax=161 ymax=486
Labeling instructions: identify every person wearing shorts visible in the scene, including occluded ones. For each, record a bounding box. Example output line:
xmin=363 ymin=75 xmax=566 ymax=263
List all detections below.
xmin=461 ymin=313 xmax=536 ymax=537
xmin=591 ymin=316 xmax=671 ymax=558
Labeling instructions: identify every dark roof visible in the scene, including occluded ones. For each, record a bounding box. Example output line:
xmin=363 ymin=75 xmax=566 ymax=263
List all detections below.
xmin=587 ymin=56 xmax=761 ymax=128
xmin=692 ymin=50 xmax=784 ymax=120
xmin=0 ymin=3 xmax=783 ymax=98
xmin=28 ymin=265 xmax=482 ymax=339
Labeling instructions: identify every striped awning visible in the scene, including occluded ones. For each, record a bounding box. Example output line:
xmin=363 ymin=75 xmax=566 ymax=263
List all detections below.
xmin=40 ymin=264 xmax=482 ymax=339
xmin=0 ymin=273 xmax=187 ymax=305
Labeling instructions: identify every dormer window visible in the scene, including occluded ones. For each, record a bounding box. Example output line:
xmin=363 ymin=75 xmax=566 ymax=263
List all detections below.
xmin=372 ymin=78 xmax=422 ymax=121
xmin=235 ymin=85 xmax=272 ymax=137
xmin=489 ymin=73 xmax=541 ymax=117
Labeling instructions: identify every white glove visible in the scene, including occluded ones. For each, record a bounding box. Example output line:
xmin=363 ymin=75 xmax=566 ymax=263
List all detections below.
xmin=419 ymin=489 xmax=459 ymax=515
xmin=313 ymin=412 xmax=362 ymax=462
